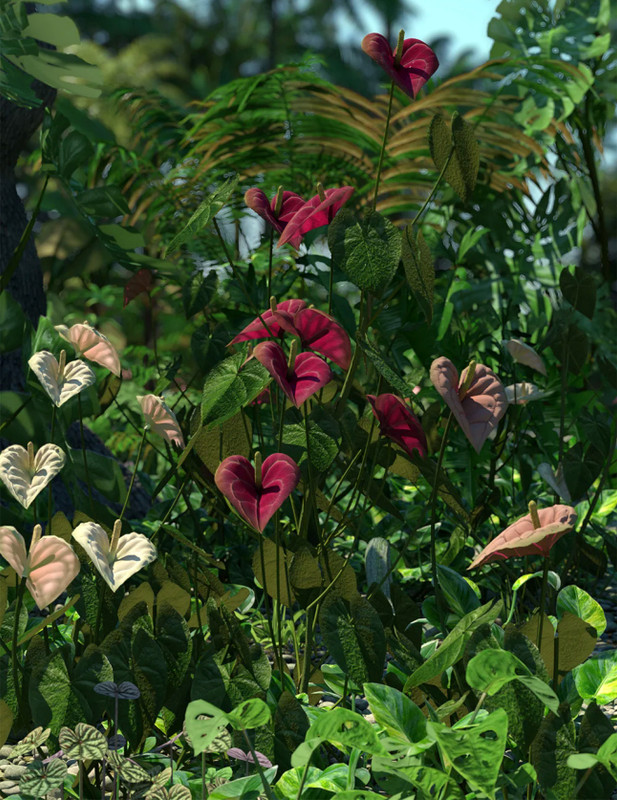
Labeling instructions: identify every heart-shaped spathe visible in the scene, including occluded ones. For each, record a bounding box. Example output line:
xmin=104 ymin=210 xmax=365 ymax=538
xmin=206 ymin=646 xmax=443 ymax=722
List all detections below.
xmin=137 ymin=395 xmax=185 ymax=447
xmin=253 ymin=341 xmax=331 ymax=406
xmin=215 ymin=453 xmax=300 ymax=532
xmin=230 ymin=299 xmax=308 ymax=345
xmin=72 ymin=520 xmax=157 ymax=592
xmin=0 ymin=442 xmax=66 ymax=509
xmin=281 ymin=307 xmax=352 ymax=371
xmin=468 ymin=503 xmax=577 ymax=569
xmin=505 ymin=339 xmax=546 ymax=376
xmin=28 ymin=350 xmax=96 ymax=407
xmin=55 ymin=322 xmax=121 ymax=376
xmin=277 ymin=186 xmax=354 ymax=248
xmin=0 ymin=525 xmax=80 ymax=609
xmin=367 ymin=393 xmax=427 ymax=459
xmin=430 ymin=358 xmax=507 ymax=453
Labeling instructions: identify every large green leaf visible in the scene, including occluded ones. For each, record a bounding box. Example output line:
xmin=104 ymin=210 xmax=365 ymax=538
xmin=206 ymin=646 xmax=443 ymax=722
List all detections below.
xmin=429 ymin=113 xmax=479 ymax=202
xmin=201 ymin=352 xmax=270 ymax=428
xmin=28 ymin=649 xmax=72 ymax=737
xmin=319 ymin=595 xmax=386 ymax=684
xmin=363 ymin=682 xmax=426 ymax=744
xmin=559 ymin=266 xmax=596 ymax=319
xmin=401 ymin=225 xmax=434 ymax=323
xmin=282 ymin=408 xmax=341 ymax=471
xmin=59 ymin=723 xmax=108 ymax=761
xmin=329 ymin=209 xmax=401 ymax=294
xmin=19 ymin=759 xmax=67 ymax=798
xmin=557 ymin=584 xmax=606 ymax=635
xmin=428 ymin=709 xmax=508 ymax=799
xmin=574 ymin=651 xmax=617 ymax=705
xmin=166 ymin=175 xmax=239 ymax=254
xmin=184 ymin=699 xmax=229 ymax=755
xmin=530 ymin=707 xmax=577 ymax=799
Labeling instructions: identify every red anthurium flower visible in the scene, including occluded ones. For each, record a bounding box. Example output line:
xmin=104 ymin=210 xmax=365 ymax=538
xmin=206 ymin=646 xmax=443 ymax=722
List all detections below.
xmin=245 ymin=188 xmax=306 ymax=248
xmin=215 ymin=453 xmax=300 ymax=532
xmin=362 ymin=33 xmax=439 ymax=99
xmin=277 ymin=186 xmax=354 ymax=248
xmin=288 ymin=308 xmax=352 ymax=371
xmin=468 ymin=502 xmax=577 ymax=569
xmin=430 ymin=358 xmax=507 ymax=453
xmin=253 ymin=341 xmax=331 ymax=407
xmin=367 ymin=393 xmax=427 ymax=458
xmin=230 ymin=299 xmax=308 ymax=346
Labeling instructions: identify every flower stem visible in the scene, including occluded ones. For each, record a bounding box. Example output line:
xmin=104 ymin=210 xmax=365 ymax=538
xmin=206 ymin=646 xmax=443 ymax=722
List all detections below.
xmin=372 ymin=81 xmax=396 ymax=211
xmin=536 ymin=558 xmax=550 ymax=652
xmin=47 ymin=406 xmax=57 ymax=532
xmin=77 ymin=393 xmax=94 ymax=513
xmin=12 ymin=577 xmax=27 ymax=717
xmin=429 ymin=412 xmax=453 ymax=587
xmin=119 ymin=426 xmax=147 ymax=521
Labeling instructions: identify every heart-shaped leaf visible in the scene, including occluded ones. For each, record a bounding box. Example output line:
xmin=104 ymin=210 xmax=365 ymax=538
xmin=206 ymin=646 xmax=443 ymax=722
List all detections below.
xmin=505 ymin=339 xmax=546 ymax=376
xmin=72 ymin=521 xmax=157 ymax=592
xmin=28 ymin=350 xmax=96 ymax=406
xmin=55 ymin=322 xmax=121 ymax=376
xmin=138 ymin=395 xmax=184 ymax=447
xmin=19 ymin=759 xmax=67 ymax=797
xmin=184 ymin=699 xmax=229 ymax=756
xmin=468 ymin=504 xmax=577 ymax=569
xmin=0 ymin=442 xmax=65 ymax=508
xmin=214 ymin=453 xmax=300 ymax=532
xmin=430 ymin=358 xmax=507 ymax=453
xmin=329 ymin=209 xmax=402 ymax=294
xmin=59 ymin=722 xmax=108 ymax=760
xmin=367 ymin=393 xmax=427 ymax=459
xmin=94 ymin=680 xmax=141 ymax=699
xmin=0 ymin=525 xmax=80 ymax=609
xmin=253 ymin=341 xmax=331 ymax=406
xmin=11 ymin=727 xmax=51 ymax=758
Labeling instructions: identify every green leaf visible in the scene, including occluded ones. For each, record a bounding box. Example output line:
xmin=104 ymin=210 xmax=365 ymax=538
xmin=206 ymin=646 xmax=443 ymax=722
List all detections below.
xmin=306 ymin=707 xmax=387 ymax=756
xmin=557 ymin=585 xmax=606 ymax=635
xmin=319 ymin=595 xmax=386 ymax=685
xmin=227 ymin=698 xmax=271 ymax=730
xmin=429 ymin=113 xmax=479 ymax=202
xmin=59 ymin=723 xmax=108 ymax=760
xmin=404 ymin=601 xmax=501 ymax=690
xmin=0 ymin=291 xmax=29 ymax=353
xmin=282 ymin=409 xmax=341 ymax=471
xmin=182 ymin=271 xmax=216 ymax=318
xmin=363 ymin=682 xmax=426 ymax=743
xmin=328 ymin=209 xmax=401 ymax=294
xmin=530 ymin=707 xmax=577 ymax=800
xmin=574 ymin=651 xmax=617 ymax=705
xmin=201 ymin=353 xmax=270 ymax=428
xmin=365 ymin=537 xmax=391 ymax=598
xmin=437 ymin=564 xmax=480 ymax=619
xmin=23 ymin=12 xmax=79 ymax=48
xmin=184 ymin=699 xmax=229 ymax=755
xmin=252 ymin=539 xmax=295 ymax=607
xmin=98 ymin=223 xmax=145 ymax=250
xmin=428 ymin=709 xmax=508 ymax=799
xmin=166 ymin=175 xmax=239 ymax=254
xmin=58 ymin=129 xmax=93 ymax=179
xmin=401 ymin=226 xmax=434 ymax=323
xmin=358 ymin=337 xmax=413 ymax=399
xmin=76 ymin=186 xmax=130 ymax=217
xmin=466 ymin=648 xmax=530 ymax=696
xmin=28 ymin=650 xmax=72 ymax=736
xmin=8 ymin=49 xmax=102 ymax=98
xmin=19 ymin=759 xmax=67 ymax=797
xmin=559 ymin=266 xmax=596 ymax=319
xmin=458 ymin=226 xmax=489 ymax=261
xmin=207 ymin=768 xmax=277 ymax=799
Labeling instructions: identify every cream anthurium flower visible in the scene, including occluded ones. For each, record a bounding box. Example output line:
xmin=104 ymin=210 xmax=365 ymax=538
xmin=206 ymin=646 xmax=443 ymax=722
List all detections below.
xmin=0 ymin=524 xmax=80 ymax=609
xmin=0 ymin=442 xmax=66 ymax=509
xmin=28 ymin=350 xmax=96 ymax=407
xmin=55 ymin=322 xmax=121 ymax=377
xmin=72 ymin=520 xmax=157 ymax=592
xmin=137 ymin=395 xmax=185 ymax=447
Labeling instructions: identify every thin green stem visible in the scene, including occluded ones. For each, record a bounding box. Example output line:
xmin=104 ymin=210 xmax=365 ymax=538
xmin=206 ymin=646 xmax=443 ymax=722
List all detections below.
xmin=372 ymin=81 xmax=396 ymax=211
xmin=429 ymin=412 xmax=453 ymax=587
xmin=469 ymin=691 xmax=487 ymax=724
xmin=119 ymin=426 xmax=148 ymax=521
xmin=47 ymin=405 xmax=57 ymax=532
xmin=77 ymin=393 xmax=94 ymax=513
xmin=537 ymin=559 xmax=550 ymax=652
xmin=300 ymin=606 xmax=315 ymax=695
xmin=12 ymin=577 xmax=27 ymax=717
xmin=150 ymin=477 xmax=187 ymax=544
xmin=242 ymin=729 xmax=276 ymax=800
xmin=267 ymin=227 xmax=274 ymax=299
xmin=409 ymin=143 xmax=456 ymax=229
xmin=295 ymin=763 xmax=311 ymax=800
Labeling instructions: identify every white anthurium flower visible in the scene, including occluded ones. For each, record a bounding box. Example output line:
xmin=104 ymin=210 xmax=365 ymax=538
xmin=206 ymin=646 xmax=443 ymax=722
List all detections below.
xmin=0 ymin=442 xmax=66 ymax=509
xmin=28 ymin=350 xmax=96 ymax=407
xmin=505 ymin=382 xmax=545 ymax=405
xmin=538 ymin=462 xmax=572 ymax=503
xmin=72 ymin=520 xmax=157 ymax=592
xmin=55 ymin=322 xmax=121 ymax=377
xmin=0 ymin=524 xmax=80 ymax=609
xmin=505 ymin=339 xmax=547 ymax=376
xmin=137 ymin=394 xmax=185 ymax=447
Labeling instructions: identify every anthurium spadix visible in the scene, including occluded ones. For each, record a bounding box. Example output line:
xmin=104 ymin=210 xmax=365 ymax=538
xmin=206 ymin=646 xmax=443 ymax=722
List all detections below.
xmin=430 ymin=357 xmax=507 ymax=453
xmin=253 ymin=340 xmax=331 ymax=407
xmin=28 ymin=350 xmax=96 ymax=407
xmin=0 ymin=442 xmax=65 ymax=509
xmin=0 ymin=524 xmax=80 ymax=609
xmin=367 ymin=393 xmax=427 ymax=458
xmin=55 ymin=322 xmax=121 ymax=376
xmin=72 ymin=520 xmax=157 ymax=592
xmin=468 ymin=502 xmax=577 ymax=570
xmin=137 ymin=394 xmax=185 ymax=447
xmin=215 ymin=453 xmax=300 ymax=532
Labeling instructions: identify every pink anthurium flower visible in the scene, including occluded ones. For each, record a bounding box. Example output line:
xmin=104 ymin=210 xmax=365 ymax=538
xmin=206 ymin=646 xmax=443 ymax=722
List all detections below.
xmin=430 ymin=358 xmax=507 ymax=453
xmin=361 ymin=32 xmax=439 ymax=99
xmin=215 ymin=452 xmax=300 ymax=532
xmin=0 ymin=524 xmax=80 ymax=609
xmin=245 ymin=188 xmax=306 ymax=249
xmin=28 ymin=350 xmax=96 ymax=407
xmin=230 ymin=299 xmax=308 ymax=345
xmin=0 ymin=442 xmax=65 ymax=509
xmin=137 ymin=395 xmax=185 ymax=447
xmin=468 ymin=502 xmax=577 ymax=569
xmin=55 ymin=322 xmax=121 ymax=376
xmin=367 ymin=393 xmax=427 ymax=459
xmin=277 ymin=185 xmax=354 ymax=248
xmin=253 ymin=341 xmax=331 ymax=407
xmin=72 ymin=520 xmax=157 ymax=592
